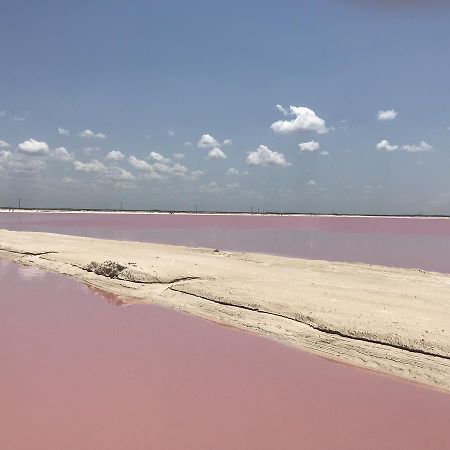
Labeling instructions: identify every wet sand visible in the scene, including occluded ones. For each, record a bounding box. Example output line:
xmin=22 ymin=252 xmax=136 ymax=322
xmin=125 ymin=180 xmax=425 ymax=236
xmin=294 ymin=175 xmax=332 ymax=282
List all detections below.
xmin=1 ymin=259 xmax=449 ymax=450
xmin=1 ymin=228 xmax=449 ymax=390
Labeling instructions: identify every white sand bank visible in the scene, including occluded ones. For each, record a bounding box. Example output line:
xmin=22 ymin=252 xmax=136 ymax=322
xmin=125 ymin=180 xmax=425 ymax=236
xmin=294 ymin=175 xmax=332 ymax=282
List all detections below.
xmin=1 ymin=229 xmax=449 ymax=391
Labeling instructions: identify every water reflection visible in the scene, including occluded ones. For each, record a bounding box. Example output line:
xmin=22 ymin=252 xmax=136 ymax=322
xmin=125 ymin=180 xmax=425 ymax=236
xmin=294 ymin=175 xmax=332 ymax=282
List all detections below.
xmin=1 ymin=259 xmax=450 ymax=450
xmin=86 ymin=284 xmax=139 ymax=307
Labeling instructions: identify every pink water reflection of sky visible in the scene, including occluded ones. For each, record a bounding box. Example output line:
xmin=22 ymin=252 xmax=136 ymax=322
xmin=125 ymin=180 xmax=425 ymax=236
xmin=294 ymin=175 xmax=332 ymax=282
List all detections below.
xmin=1 ymin=260 xmax=449 ymax=450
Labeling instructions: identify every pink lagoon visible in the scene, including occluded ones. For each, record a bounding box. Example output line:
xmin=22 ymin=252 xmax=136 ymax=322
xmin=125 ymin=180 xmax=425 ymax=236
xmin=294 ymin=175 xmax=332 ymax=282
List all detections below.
xmin=2 ymin=212 xmax=450 ymax=272
xmin=1 ymin=258 xmax=450 ymax=450
xmin=1 ymin=213 xmax=450 ymax=449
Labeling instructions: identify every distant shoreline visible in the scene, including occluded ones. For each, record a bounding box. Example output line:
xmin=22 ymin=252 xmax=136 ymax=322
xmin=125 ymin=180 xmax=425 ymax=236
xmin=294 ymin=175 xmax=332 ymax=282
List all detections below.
xmin=0 ymin=208 xmax=449 ymax=219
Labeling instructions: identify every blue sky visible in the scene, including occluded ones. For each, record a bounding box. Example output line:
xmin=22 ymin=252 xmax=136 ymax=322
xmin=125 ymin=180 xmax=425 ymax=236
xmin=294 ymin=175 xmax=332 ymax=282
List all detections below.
xmin=1 ymin=0 xmax=450 ymax=213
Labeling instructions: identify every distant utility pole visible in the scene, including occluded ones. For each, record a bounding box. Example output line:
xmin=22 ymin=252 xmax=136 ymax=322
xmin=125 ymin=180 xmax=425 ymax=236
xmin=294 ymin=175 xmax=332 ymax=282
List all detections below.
xmin=195 ymin=204 xmax=198 ymax=213
xmin=18 ymin=198 xmax=21 ymax=209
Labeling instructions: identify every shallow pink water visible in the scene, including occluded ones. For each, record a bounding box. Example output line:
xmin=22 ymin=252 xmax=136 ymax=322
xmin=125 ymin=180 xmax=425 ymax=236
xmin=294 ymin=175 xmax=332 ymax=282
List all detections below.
xmin=2 ymin=212 xmax=450 ymax=273
xmin=1 ymin=259 xmax=449 ymax=450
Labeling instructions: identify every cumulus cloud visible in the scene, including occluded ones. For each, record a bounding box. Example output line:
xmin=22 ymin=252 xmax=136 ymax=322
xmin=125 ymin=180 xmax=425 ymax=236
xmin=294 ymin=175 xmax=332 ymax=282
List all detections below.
xmin=0 ymin=140 xmax=10 ymax=148
xmin=2 ymin=157 xmax=46 ymax=175
xmin=320 ymin=151 xmax=329 ymax=156
xmin=58 ymin=127 xmax=70 ymax=135
xmin=106 ymin=150 xmax=125 ymax=161
xmin=402 ymin=141 xmax=433 ymax=152
xmin=377 ymin=110 xmax=398 ymax=121
xmin=246 ymin=145 xmax=290 ymax=167
xmin=376 ymin=139 xmax=398 ymax=152
xmin=128 ymin=155 xmax=190 ymax=179
xmin=299 ymin=140 xmax=320 ymax=152
xmin=206 ymin=148 xmax=227 ymax=159
xmin=52 ymin=147 xmax=74 ymax=161
xmin=271 ymin=106 xmax=328 ymax=134
xmin=18 ymin=138 xmax=49 ymax=156
xmin=227 ymin=168 xmax=239 ymax=176
xmin=106 ymin=167 xmax=135 ymax=181
xmin=307 ymin=180 xmax=317 ymax=186
xmin=183 ymin=141 xmax=192 ymax=146
xmin=128 ymin=155 xmax=153 ymax=171
xmin=198 ymin=134 xmax=220 ymax=148
xmin=73 ymin=159 xmax=106 ymax=173
xmin=168 ymin=129 xmax=175 ymax=137
xmin=0 ymin=149 xmax=12 ymax=163
xmin=79 ymin=129 xmax=107 ymax=139
xmin=174 ymin=152 xmax=185 ymax=160
xmin=149 ymin=151 xmax=171 ymax=164
xmin=223 ymin=139 xmax=233 ymax=145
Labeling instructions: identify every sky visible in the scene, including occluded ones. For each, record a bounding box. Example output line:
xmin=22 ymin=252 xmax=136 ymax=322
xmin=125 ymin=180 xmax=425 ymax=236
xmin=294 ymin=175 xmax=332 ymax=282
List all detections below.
xmin=1 ymin=0 xmax=450 ymax=214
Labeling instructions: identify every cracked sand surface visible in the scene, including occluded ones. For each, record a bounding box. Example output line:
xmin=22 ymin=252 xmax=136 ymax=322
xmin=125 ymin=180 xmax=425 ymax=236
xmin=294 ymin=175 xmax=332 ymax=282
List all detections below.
xmin=1 ymin=228 xmax=449 ymax=391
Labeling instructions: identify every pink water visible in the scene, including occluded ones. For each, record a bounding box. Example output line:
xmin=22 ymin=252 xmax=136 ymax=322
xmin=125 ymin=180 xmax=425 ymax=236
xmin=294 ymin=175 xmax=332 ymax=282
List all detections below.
xmin=1 ymin=259 xmax=449 ymax=450
xmin=2 ymin=212 xmax=450 ymax=273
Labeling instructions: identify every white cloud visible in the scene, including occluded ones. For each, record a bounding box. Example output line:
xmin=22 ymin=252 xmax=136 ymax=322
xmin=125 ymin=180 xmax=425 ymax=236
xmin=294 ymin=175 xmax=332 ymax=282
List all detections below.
xmin=299 ymin=140 xmax=320 ymax=152
xmin=226 ymin=182 xmax=239 ymax=190
xmin=276 ymin=104 xmax=289 ymax=116
xmin=271 ymin=106 xmax=328 ymax=134
xmin=106 ymin=150 xmax=125 ymax=161
xmin=62 ymin=177 xmax=74 ymax=184
xmin=227 ymin=168 xmax=239 ymax=176
xmin=401 ymin=141 xmax=433 ymax=152
xmin=0 ymin=111 xmax=6 ymax=117
xmin=206 ymin=148 xmax=227 ymax=159
xmin=18 ymin=138 xmax=49 ymax=156
xmin=79 ymin=129 xmax=106 ymax=139
xmin=1 ymin=157 xmax=46 ymax=175
xmin=246 ymin=145 xmax=290 ymax=167
xmin=320 ymin=151 xmax=329 ymax=156
xmin=183 ymin=141 xmax=192 ymax=146
xmin=73 ymin=159 xmax=106 ymax=173
xmin=106 ymin=167 xmax=135 ymax=181
xmin=13 ymin=116 xmax=25 ymax=122
xmin=52 ymin=147 xmax=74 ymax=162
xmin=149 ymin=151 xmax=171 ymax=164
xmin=377 ymin=110 xmax=398 ymax=121
xmin=58 ymin=127 xmax=70 ymax=136
xmin=307 ymin=180 xmax=317 ymax=186
xmin=168 ymin=129 xmax=175 ymax=136
xmin=0 ymin=149 xmax=12 ymax=163
xmin=128 ymin=155 xmax=153 ymax=171
xmin=376 ymin=139 xmax=398 ymax=152
xmin=223 ymin=139 xmax=233 ymax=145
xmin=174 ymin=152 xmax=185 ymax=160
xmin=154 ymin=162 xmax=188 ymax=176
xmin=0 ymin=140 xmax=10 ymax=148
xmin=198 ymin=134 xmax=220 ymax=148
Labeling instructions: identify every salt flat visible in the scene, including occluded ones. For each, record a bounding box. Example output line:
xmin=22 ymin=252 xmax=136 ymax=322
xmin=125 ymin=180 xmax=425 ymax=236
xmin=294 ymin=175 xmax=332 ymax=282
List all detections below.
xmin=1 ymin=228 xmax=449 ymax=391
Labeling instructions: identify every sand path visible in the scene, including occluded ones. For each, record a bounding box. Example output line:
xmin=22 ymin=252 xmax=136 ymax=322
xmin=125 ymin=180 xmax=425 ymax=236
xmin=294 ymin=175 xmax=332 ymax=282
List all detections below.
xmin=1 ymin=229 xmax=449 ymax=391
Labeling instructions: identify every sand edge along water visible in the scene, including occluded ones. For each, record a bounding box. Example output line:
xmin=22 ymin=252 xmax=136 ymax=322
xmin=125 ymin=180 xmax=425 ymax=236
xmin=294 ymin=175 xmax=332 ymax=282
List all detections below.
xmin=1 ymin=229 xmax=449 ymax=391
